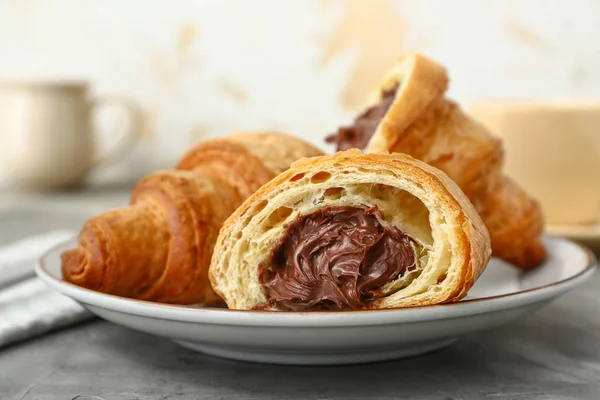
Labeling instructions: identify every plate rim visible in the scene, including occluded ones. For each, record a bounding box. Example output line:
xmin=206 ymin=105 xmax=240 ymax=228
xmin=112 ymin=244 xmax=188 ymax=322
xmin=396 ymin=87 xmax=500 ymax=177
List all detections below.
xmin=35 ymin=235 xmax=597 ymax=327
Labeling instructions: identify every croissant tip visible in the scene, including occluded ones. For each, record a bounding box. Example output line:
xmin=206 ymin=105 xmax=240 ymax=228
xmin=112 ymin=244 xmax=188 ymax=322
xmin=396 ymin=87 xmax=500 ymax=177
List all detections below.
xmin=508 ymin=240 xmax=547 ymax=270
xmin=60 ymin=248 xmax=87 ymax=281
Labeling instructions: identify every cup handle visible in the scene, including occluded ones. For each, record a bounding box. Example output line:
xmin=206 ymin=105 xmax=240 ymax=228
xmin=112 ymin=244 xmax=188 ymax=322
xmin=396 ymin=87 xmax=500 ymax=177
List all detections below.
xmin=90 ymin=95 xmax=142 ymax=167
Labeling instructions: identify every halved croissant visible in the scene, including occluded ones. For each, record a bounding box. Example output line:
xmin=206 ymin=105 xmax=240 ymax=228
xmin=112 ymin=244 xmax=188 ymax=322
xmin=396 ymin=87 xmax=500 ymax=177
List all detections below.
xmin=61 ymin=132 xmax=323 ymax=304
xmin=326 ymin=53 xmax=545 ymax=269
xmin=210 ymin=150 xmax=491 ymax=311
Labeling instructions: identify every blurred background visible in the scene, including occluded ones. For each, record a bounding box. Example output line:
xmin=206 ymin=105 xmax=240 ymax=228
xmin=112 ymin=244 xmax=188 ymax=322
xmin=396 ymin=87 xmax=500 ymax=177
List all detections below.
xmin=1 ymin=0 xmax=599 ymax=188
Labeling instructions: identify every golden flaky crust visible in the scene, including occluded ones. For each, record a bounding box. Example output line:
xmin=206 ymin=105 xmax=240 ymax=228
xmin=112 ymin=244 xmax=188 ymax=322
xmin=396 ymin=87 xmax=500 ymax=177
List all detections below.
xmin=61 ymin=168 xmax=240 ymax=304
xmin=365 ymin=53 xmax=545 ymax=269
xmin=178 ymin=132 xmax=324 ymax=175
xmin=228 ymin=132 xmax=325 ymax=175
xmin=61 ymin=132 xmax=323 ymax=304
xmin=177 ymin=132 xmax=323 ymax=197
xmin=210 ymin=150 xmax=491 ymax=310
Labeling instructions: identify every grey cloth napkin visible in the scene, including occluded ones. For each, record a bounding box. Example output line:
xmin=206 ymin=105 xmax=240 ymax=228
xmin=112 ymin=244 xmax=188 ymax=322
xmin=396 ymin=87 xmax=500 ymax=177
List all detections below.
xmin=0 ymin=231 xmax=93 ymax=348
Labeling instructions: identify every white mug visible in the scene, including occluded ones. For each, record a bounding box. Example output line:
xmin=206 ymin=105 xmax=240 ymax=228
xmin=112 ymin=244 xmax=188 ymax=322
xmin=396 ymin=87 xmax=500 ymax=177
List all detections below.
xmin=0 ymin=81 xmax=141 ymax=189
xmin=467 ymin=100 xmax=600 ymax=226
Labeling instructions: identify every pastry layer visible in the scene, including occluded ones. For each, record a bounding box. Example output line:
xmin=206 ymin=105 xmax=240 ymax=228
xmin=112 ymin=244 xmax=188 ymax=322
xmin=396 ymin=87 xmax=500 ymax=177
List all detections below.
xmin=210 ymin=150 xmax=491 ymax=310
xmin=325 ymin=53 xmax=546 ymax=269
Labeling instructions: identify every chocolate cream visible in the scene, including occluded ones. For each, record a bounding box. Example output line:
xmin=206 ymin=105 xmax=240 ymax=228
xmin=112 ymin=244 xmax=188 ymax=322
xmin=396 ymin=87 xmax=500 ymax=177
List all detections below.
xmin=326 ymin=84 xmax=399 ymax=151
xmin=257 ymin=206 xmax=416 ymax=311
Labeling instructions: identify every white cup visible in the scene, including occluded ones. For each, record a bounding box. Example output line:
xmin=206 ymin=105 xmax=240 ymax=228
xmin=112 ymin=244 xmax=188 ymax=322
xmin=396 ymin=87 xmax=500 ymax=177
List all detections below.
xmin=467 ymin=100 xmax=600 ymax=226
xmin=0 ymin=81 xmax=141 ymax=189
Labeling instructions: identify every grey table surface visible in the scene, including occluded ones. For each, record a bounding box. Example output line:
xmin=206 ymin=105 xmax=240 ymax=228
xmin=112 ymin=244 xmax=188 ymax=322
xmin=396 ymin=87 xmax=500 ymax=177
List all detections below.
xmin=0 ymin=186 xmax=599 ymax=400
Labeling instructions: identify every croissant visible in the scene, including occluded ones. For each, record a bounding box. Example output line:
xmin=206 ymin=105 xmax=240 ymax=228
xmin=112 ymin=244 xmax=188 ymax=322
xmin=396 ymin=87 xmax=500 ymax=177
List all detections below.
xmin=61 ymin=132 xmax=323 ymax=304
xmin=326 ymin=53 xmax=545 ymax=269
xmin=209 ymin=150 xmax=491 ymax=311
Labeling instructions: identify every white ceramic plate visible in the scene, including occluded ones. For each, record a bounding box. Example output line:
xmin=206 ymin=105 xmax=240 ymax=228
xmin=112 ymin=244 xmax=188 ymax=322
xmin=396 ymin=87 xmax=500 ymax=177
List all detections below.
xmin=36 ymin=236 xmax=596 ymax=366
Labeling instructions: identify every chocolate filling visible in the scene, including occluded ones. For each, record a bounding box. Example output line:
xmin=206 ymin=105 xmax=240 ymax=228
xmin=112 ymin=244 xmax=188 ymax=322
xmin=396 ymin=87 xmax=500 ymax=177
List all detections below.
xmin=326 ymin=84 xmax=399 ymax=151
xmin=257 ymin=206 xmax=416 ymax=311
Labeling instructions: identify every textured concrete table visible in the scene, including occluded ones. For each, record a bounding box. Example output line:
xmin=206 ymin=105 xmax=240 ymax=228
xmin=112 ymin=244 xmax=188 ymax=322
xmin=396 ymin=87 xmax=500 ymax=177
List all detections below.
xmin=0 ymin=187 xmax=599 ymax=400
